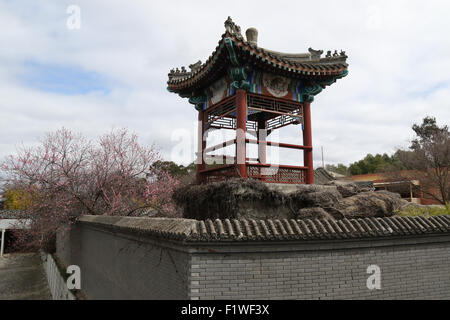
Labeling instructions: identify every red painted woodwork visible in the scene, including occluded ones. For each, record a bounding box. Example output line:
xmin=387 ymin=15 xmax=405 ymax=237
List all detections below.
xmin=197 ymin=92 xmax=315 ymax=185
xmin=198 ymin=163 xmax=307 ymax=184
xmin=247 ymin=164 xmax=307 ymax=184
xmin=246 ymin=139 xmax=312 ymax=150
xmin=303 ymin=101 xmax=314 ymax=184
xmin=236 ymin=89 xmax=247 ymax=178
xmin=203 ymin=139 xmax=237 ymax=154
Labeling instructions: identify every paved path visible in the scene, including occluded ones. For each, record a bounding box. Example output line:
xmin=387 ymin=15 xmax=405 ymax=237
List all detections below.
xmin=0 ymin=253 xmax=51 ymax=300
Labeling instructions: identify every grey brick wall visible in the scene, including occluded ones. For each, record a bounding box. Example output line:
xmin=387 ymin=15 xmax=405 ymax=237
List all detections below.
xmin=57 ymin=219 xmax=450 ymax=300
xmin=190 ymin=239 xmax=450 ymax=300
xmin=58 ymin=224 xmax=191 ymax=300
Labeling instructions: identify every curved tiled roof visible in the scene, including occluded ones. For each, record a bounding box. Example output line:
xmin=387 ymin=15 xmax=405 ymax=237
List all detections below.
xmin=167 ymin=17 xmax=348 ymax=94
xmin=0 ymin=209 xmax=27 ymax=219
xmin=79 ymin=215 xmax=450 ymax=243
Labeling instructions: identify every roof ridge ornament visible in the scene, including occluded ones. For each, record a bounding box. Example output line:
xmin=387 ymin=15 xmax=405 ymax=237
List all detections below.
xmin=324 ymin=50 xmax=348 ymax=60
xmin=189 ymin=60 xmax=202 ymax=73
xmin=308 ymin=48 xmax=323 ymax=60
xmin=224 ymin=16 xmax=243 ymax=40
xmin=168 ymin=66 xmax=191 ymax=81
xmin=245 ymin=27 xmax=258 ymax=46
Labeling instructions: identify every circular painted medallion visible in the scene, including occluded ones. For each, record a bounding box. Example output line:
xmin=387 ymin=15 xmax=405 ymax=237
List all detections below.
xmin=263 ymin=73 xmax=290 ymax=98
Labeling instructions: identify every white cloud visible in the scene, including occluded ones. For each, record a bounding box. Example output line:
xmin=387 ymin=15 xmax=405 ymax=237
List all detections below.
xmin=0 ymin=0 xmax=449 ymax=169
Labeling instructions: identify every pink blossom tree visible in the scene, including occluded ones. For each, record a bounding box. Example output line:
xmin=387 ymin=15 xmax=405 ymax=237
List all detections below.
xmin=0 ymin=128 xmax=180 ymax=251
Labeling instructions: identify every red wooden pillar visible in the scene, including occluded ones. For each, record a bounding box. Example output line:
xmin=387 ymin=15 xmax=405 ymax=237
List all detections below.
xmin=196 ymin=109 xmax=206 ymax=183
xmin=236 ymin=89 xmax=247 ymax=178
xmin=303 ymin=101 xmax=314 ymax=184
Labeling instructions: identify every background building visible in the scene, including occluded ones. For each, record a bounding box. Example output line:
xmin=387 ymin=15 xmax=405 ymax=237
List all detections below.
xmin=345 ymin=171 xmax=441 ymax=205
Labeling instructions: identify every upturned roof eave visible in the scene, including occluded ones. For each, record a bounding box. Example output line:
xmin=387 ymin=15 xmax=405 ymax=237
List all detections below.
xmin=167 ymin=33 xmax=348 ymax=94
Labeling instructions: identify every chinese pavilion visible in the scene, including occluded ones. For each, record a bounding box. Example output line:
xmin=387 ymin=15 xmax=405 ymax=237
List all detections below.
xmin=168 ymin=17 xmax=348 ymax=184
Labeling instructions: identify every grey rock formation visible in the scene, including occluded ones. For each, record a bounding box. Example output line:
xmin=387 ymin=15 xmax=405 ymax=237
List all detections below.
xmin=329 ymin=191 xmax=406 ymax=219
xmin=287 ymin=185 xmax=343 ymax=208
xmin=325 ymin=180 xmax=374 ymax=197
xmin=173 ymin=179 xmax=411 ymax=220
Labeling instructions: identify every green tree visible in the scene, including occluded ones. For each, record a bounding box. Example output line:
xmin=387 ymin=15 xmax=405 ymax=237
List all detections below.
xmin=395 ymin=116 xmax=449 ymax=204
xmin=348 ymin=153 xmax=404 ymax=175
xmin=325 ymin=163 xmax=349 ymax=176
xmin=151 ymin=161 xmax=196 ymax=178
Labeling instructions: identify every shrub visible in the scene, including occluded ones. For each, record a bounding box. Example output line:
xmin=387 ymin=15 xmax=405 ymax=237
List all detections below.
xmin=397 ymin=203 xmax=450 ymax=217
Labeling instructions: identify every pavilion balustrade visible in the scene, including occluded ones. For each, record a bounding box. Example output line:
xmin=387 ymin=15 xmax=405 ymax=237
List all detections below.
xmin=198 ymin=106 xmax=311 ymax=183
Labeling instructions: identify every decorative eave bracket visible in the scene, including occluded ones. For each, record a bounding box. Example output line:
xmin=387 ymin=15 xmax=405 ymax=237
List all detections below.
xmin=224 ymin=37 xmax=251 ymax=91
xmin=301 ymin=70 xmax=349 ymax=102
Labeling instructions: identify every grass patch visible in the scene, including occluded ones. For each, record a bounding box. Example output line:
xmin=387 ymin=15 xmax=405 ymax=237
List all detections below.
xmin=397 ymin=203 xmax=450 ymax=217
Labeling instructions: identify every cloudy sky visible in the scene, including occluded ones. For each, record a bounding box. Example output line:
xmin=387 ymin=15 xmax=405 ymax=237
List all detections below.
xmin=0 ymin=0 xmax=449 ymax=168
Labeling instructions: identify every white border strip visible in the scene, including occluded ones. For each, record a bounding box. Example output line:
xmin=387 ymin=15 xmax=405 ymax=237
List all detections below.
xmin=41 ymin=252 xmax=76 ymax=300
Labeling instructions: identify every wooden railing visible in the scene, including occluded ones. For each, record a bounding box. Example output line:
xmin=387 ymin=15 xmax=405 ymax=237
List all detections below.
xmin=245 ymin=139 xmax=311 ymax=150
xmin=199 ymin=125 xmax=310 ymax=184
xmin=247 ymin=163 xmax=307 ymax=184
xmin=199 ymin=163 xmax=307 ymax=184
xmin=199 ymin=164 xmax=239 ymax=183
